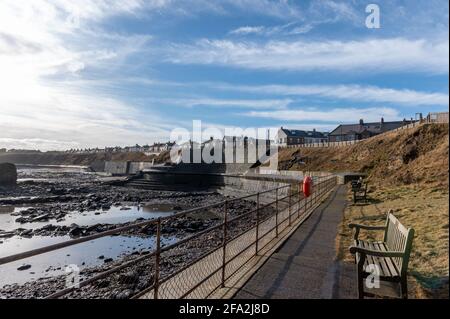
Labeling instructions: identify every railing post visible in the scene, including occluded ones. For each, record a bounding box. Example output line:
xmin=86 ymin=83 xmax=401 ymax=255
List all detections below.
xmin=154 ymin=217 xmax=161 ymax=299
xmin=255 ymin=192 xmax=260 ymax=255
xmin=305 ymin=192 xmax=308 ymax=212
xmin=298 ymin=182 xmax=302 ymax=217
xmin=288 ymin=187 xmax=292 ymax=226
xmin=275 ymin=188 xmax=279 ymax=237
xmin=221 ymin=200 xmax=228 ymax=288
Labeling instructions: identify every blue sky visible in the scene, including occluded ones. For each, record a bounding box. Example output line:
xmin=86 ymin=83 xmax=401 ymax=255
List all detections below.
xmin=0 ymin=0 xmax=448 ymax=150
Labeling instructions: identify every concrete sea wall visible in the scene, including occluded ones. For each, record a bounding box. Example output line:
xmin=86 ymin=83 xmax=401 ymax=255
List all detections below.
xmin=0 ymin=163 xmax=17 ymax=188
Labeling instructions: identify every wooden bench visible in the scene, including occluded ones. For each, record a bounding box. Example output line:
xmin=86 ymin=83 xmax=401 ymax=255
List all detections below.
xmin=353 ymin=182 xmax=368 ymax=203
xmin=349 ymin=211 xmax=415 ymax=299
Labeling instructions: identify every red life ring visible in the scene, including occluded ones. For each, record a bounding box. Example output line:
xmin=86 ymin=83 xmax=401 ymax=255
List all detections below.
xmin=303 ymin=176 xmax=313 ymax=197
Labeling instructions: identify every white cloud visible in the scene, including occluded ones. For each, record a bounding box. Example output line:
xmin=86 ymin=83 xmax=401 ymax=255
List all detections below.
xmin=244 ymin=107 xmax=400 ymax=123
xmin=229 ymin=22 xmax=314 ymax=37
xmin=0 ymin=138 xmax=81 ymax=151
xmin=227 ymin=1 xmax=361 ymax=38
xmin=0 ymin=1 xmax=167 ymax=150
xmin=165 ymin=37 xmax=449 ymax=74
xmin=223 ymin=0 xmax=302 ymax=20
xmin=209 ymin=83 xmax=449 ymax=106
xmin=0 ymin=81 xmax=172 ymax=151
xmin=155 ymin=97 xmax=292 ymax=109
xmin=229 ymin=26 xmax=266 ymax=35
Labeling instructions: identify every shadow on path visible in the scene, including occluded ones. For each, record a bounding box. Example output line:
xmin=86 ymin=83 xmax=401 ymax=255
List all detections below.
xmin=235 ymin=185 xmax=356 ymax=299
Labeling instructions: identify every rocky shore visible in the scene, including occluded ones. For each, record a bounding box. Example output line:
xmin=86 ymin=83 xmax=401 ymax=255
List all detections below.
xmin=0 ymin=166 xmax=277 ymax=298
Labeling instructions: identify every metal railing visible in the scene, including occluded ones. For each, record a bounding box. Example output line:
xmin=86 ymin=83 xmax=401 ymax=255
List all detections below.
xmin=279 ymin=140 xmax=361 ymax=148
xmin=0 ymin=175 xmax=337 ymax=299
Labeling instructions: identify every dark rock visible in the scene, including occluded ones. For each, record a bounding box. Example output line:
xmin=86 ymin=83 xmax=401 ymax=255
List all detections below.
xmin=118 ymin=271 xmax=139 ymax=284
xmin=96 ymin=280 xmax=110 ymax=288
xmin=19 ymin=229 xmax=33 ymax=238
xmin=17 ymin=264 xmax=31 ymax=271
xmin=114 ymin=289 xmax=132 ymax=299
xmin=104 ymin=258 xmax=113 ymax=263
xmin=15 ymin=217 xmax=29 ymax=224
xmin=31 ymin=213 xmax=50 ymax=222
xmin=0 ymin=231 xmax=16 ymax=238
xmin=69 ymin=226 xmax=84 ymax=237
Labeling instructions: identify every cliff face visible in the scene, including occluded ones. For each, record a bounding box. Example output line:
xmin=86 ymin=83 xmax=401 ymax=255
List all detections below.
xmin=0 ymin=151 xmax=156 ymax=167
xmin=278 ymin=123 xmax=449 ymax=188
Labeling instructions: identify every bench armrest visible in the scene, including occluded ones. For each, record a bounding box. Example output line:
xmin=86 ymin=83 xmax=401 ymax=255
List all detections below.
xmin=349 ymin=246 xmax=404 ymax=258
xmin=348 ymin=223 xmax=385 ymax=240
xmin=348 ymin=223 xmax=385 ymax=230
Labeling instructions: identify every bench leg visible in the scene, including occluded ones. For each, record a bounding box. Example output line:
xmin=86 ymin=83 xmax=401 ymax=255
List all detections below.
xmin=356 ymin=256 xmax=365 ymax=299
xmin=400 ymin=278 xmax=408 ymax=299
xmin=357 ymin=271 xmax=364 ymax=299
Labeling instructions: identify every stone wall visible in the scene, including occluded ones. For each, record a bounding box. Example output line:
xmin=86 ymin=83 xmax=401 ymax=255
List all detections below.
xmin=0 ymin=163 xmax=17 ymax=187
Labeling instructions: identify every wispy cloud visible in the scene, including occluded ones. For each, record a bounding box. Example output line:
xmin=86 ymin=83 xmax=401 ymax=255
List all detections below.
xmin=153 ymin=97 xmax=292 ymax=109
xmin=228 ymin=0 xmax=361 ymax=37
xmin=207 ymin=83 xmax=449 ymax=106
xmin=165 ymin=37 xmax=449 ymax=74
xmin=229 ymin=22 xmax=314 ymax=36
xmin=223 ymin=0 xmax=302 ymax=20
xmin=244 ymin=107 xmax=400 ymax=123
xmin=229 ymin=26 xmax=266 ymax=35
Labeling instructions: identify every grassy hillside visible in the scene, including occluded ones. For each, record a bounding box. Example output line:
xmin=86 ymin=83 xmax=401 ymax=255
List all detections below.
xmin=278 ymin=123 xmax=449 ymax=298
xmin=278 ymin=123 xmax=449 ymax=189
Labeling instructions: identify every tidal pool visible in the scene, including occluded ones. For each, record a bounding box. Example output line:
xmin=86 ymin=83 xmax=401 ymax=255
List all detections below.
xmin=0 ymin=204 xmax=177 ymax=232
xmin=0 ymin=234 xmax=177 ymax=287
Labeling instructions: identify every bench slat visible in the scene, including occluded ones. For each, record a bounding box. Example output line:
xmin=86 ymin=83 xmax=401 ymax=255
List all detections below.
xmin=369 ymin=242 xmax=391 ymax=277
xmin=355 ymin=240 xmax=400 ymax=278
xmin=373 ymin=242 xmax=399 ymax=277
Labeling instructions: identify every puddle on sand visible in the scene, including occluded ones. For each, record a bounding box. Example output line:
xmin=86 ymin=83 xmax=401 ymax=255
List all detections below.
xmin=0 ymin=204 xmax=176 ymax=232
xmin=0 ymin=234 xmax=177 ymax=288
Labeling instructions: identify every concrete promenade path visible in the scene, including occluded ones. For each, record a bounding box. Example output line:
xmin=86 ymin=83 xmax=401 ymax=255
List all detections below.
xmin=234 ymin=185 xmax=356 ymax=299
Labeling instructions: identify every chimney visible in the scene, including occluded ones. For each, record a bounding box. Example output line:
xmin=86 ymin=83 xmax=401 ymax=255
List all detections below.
xmin=313 ymin=128 xmax=316 ymax=132
xmin=359 ymin=119 xmax=364 ymax=125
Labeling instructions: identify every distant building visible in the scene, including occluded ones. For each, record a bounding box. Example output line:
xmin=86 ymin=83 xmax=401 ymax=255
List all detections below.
xmin=426 ymin=112 xmax=449 ymax=124
xmin=275 ymin=127 xmax=328 ymax=146
xmin=328 ymin=118 xmax=415 ymax=142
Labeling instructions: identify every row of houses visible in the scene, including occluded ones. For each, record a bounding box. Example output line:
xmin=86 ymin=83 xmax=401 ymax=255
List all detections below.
xmin=66 ymin=142 xmax=175 ymax=154
xmin=275 ymin=117 xmax=417 ymax=146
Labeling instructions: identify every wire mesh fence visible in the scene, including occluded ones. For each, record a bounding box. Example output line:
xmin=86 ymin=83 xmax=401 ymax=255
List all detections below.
xmin=0 ymin=175 xmax=337 ymax=299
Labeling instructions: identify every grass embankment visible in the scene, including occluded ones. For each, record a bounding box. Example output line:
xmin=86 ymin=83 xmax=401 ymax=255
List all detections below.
xmin=278 ymin=124 xmax=449 ymax=189
xmin=336 ymin=184 xmax=449 ymax=298
xmin=279 ymin=123 xmax=449 ymax=298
